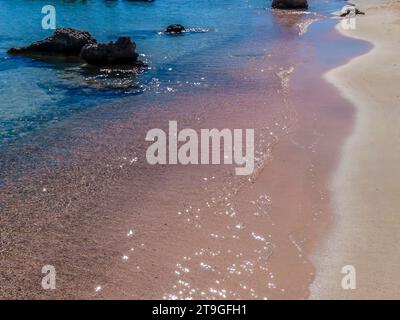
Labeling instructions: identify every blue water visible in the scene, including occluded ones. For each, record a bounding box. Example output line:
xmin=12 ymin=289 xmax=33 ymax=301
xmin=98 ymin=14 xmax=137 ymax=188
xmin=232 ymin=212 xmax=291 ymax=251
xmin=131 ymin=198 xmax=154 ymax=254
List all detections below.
xmin=0 ymin=0 xmax=344 ymax=148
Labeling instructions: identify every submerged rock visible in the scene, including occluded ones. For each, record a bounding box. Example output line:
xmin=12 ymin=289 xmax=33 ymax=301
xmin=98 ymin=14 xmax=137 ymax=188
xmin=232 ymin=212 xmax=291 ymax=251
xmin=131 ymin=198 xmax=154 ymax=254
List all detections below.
xmin=79 ymin=66 xmax=143 ymax=90
xmin=7 ymin=28 xmax=96 ymax=56
xmin=80 ymin=36 xmax=145 ymax=67
xmin=164 ymin=24 xmax=186 ymax=34
xmin=271 ymin=0 xmax=308 ymax=9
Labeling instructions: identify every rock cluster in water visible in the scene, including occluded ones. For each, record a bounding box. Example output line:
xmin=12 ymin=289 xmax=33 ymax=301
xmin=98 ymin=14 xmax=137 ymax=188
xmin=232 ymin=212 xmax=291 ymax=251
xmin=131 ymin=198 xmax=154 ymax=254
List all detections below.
xmin=7 ymin=28 xmax=145 ymax=68
xmin=271 ymin=0 xmax=308 ymax=9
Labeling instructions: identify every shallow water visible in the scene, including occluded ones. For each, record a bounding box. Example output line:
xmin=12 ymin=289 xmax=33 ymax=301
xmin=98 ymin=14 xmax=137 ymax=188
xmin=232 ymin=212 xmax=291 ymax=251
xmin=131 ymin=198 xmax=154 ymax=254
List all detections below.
xmin=0 ymin=0 xmax=263 ymax=146
xmin=0 ymin=0 xmax=345 ymax=148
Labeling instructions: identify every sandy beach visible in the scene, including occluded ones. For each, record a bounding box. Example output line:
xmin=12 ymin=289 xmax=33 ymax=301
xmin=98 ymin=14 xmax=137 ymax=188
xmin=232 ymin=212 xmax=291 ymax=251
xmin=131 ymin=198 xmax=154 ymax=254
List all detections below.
xmin=2 ymin=0 xmax=395 ymax=300
xmin=0 ymin=1 xmax=359 ymax=299
xmin=310 ymin=0 xmax=400 ymax=299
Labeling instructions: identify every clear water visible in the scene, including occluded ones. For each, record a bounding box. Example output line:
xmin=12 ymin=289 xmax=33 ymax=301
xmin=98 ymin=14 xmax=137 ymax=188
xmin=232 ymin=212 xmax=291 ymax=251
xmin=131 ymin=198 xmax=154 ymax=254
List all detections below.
xmin=0 ymin=0 xmax=343 ymax=148
xmin=0 ymin=0 xmax=362 ymax=299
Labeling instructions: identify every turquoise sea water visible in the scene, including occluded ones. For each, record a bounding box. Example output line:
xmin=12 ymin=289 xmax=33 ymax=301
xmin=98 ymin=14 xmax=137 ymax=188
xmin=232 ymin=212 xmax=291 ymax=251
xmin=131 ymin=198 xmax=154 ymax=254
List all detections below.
xmin=0 ymin=0 xmax=343 ymax=148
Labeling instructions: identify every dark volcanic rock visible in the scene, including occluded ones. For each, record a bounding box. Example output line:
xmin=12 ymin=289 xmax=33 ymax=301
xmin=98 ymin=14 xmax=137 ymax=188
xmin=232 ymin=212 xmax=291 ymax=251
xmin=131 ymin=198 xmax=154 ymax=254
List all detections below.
xmin=7 ymin=28 xmax=96 ymax=56
xmin=80 ymin=36 xmax=145 ymax=67
xmin=340 ymin=6 xmax=365 ymax=17
xmin=164 ymin=24 xmax=186 ymax=34
xmin=272 ymin=0 xmax=308 ymax=9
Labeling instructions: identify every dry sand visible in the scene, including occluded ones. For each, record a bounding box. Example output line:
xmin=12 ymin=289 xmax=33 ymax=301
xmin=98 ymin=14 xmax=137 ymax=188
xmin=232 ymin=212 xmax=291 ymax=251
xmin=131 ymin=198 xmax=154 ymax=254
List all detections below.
xmin=310 ymin=0 xmax=400 ymax=299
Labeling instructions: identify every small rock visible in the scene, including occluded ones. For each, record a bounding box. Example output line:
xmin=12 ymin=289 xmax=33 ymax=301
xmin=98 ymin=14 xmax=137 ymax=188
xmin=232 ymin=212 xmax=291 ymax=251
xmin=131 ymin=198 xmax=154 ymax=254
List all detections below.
xmin=340 ymin=5 xmax=365 ymax=17
xmin=272 ymin=0 xmax=308 ymax=9
xmin=164 ymin=24 xmax=186 ymax=34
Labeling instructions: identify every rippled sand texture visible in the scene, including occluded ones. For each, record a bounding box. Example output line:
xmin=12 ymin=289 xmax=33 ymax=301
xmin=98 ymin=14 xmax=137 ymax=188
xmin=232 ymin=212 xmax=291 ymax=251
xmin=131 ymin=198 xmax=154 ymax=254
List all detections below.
xmin=310 ymin=0 xmax=400 ymax=299
xmin=0 ymin=8 xmax=361 ymax=299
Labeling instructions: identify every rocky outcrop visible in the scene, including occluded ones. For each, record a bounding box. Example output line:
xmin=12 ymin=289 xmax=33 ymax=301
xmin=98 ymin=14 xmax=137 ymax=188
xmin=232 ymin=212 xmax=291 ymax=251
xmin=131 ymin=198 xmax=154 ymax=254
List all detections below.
xmin=8 ymin=29 xmax=146 ymax=69
xmin=7 ymin=28 xmax=96 ymax=56
xmin=164 ymin=24 xmax=186 ymax=34
xmin=80 ymin=36 xmax=145 ymax=67
xmin=272 ymin=0 xmax=308 ymax=9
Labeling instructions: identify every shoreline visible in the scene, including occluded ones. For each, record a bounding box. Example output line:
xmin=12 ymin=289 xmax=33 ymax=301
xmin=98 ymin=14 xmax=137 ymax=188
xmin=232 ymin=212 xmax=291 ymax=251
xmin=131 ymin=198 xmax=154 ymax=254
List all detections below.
xmin=0 ymin=1 xmax=369 ymax=299
xmin=310 ymin=0 xmax=400 ymax=299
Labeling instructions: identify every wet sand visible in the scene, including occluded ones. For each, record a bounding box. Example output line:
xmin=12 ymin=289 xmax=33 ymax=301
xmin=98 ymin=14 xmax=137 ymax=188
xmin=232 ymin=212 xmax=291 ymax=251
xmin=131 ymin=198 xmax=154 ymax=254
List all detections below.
xmin=0 ymin=7 xmax=366 ymax=299
xmin=310 ymin=0 xmax=400 ymax=299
